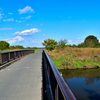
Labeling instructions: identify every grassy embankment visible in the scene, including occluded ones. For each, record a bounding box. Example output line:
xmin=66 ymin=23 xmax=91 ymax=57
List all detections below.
xmin=46 ymin=47 xmax=100 ymax=69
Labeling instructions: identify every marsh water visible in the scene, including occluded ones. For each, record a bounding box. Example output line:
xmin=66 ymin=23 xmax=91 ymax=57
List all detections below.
xmin=59 ymin=68 xmax=100 ymax=100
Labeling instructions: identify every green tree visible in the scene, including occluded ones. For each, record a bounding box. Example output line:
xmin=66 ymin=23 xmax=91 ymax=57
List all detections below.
xmin=78 ymin=43 xmax=85 ymax=48
xmin=42 ymin=39 xmax=58 ymax=51
xmin=10 ymin=45 xmax=25 ymax=49
xmin=26 ymin=47 xmax=31 ymax=49
xmin=10 ymin=46 xmax=16 ymax=49
xmin=84 ymin=35 xmax=99 ymax=47
xmin=66 ymin=45 xmax=72 ymax=47
xmin=0 ymin=41 xmax=10 ymax=50
xmin=96 ymin=43 xmax=100 ymax=48
xmin=72 ymin=44 xmax=77 ymax=48
xmin=58 ymin=39 xmax=67 ymax=49
xmin=15 ymin=45 xmax=25 ymax=49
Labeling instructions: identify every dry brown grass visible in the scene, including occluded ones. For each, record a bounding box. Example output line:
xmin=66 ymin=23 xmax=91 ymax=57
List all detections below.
xmin=46 ymin=47 xmax=100 ymax=69
xmin=46 ymin=47 xmax=100 ymax=59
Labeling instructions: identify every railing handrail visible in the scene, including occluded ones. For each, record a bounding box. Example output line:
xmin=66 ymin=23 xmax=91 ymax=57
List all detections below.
xmin=0 ymin=49 xmax=34 ymax=54
xmin=0 ymin=49 xmax=34 ymax=65
xmin=43 ymin=50 xmax=76 ymax=100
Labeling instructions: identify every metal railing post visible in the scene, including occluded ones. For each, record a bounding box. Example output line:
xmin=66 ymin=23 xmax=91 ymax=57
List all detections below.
xmin=55 ymin=84 xmax=59 ymax=100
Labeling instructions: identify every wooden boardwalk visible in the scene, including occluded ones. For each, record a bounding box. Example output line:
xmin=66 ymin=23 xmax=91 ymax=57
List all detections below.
xmin=0 ymin=49 xmax=42 ymax=100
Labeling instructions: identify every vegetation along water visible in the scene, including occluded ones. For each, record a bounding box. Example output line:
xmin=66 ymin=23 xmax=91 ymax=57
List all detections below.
xmin=46 ymin=47 xmax=100 ymax=69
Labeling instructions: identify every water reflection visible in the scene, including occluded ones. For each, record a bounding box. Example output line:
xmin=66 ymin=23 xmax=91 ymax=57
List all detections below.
xmin=85 ymin=76 xmax=100 ymax=85
xmin=59 ymin=68 xmax=100 ymax=100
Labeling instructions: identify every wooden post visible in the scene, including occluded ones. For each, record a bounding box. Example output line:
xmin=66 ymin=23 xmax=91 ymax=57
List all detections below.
xmin=9 ymin=52 xmax=10 ymax=61
xmin=14 ymin=52 xmax=16 ymax=58
xmin=0 ymin=54 xmax=2 ymax=64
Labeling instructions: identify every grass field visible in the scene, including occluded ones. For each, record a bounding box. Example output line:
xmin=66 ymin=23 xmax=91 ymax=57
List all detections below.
xmin=46 ymin=47 xmax=100 ymax=69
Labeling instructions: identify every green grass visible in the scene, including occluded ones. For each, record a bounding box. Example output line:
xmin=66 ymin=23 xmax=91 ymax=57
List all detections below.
xmin=52 ymin=58 xmax=100 ymax=69
xmin=34 ymin=49 xmax=38 ymax=53
xmin=73 ymin=61 xmax=100 ymax=68
xmin=53 ymin=60 xmax=61 ymax=68
xmin=48 ymin=52 xmax=100 ymax=69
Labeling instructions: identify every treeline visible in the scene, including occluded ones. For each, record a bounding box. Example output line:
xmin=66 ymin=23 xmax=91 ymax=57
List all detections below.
xmin=10 ymin=46 xmax=38 ymax=50
xmin=0 ymin=41 xmax=38 ymax=51
xmin=42 ymin=35 xmax=100 ymax=51
xmin=0 ymin=35 xmax=99 ymax=51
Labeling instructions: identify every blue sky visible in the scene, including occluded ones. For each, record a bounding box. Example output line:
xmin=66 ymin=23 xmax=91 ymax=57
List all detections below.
xmin=0 ymin=0 xmax=100 ymax=47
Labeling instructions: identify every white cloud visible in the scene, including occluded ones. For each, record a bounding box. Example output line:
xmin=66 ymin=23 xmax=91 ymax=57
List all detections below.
xmin=0 ymin=28 xmax=13 ymax=30
xmin=42 ymin=40 xmax=44 ymax=43
xmin=3 ymin=18 xmax=14 ymax=22
xmin=26 ymin=16 xmax=31 ymax=19
xmin=14 ymin=32 xmax=20 ymax=34
xmin=18 ymin=6 xmax=35 ymax=14
xmin=99 ymin=39 xmax=100 ymax=42
xmin=5 ymin=36 xmax=24 ymax=45
xmin=81 ymin=40 xmax=84 ymax=42
xmin=14 ymin=28 xmax=40 ymax=35
xmin=8 ymin=12 xmax=13 ymax=15
xmin=13 ymin=36 xmax=24 ymax=41
xmin=4 ymin=38 xmax=11 ymax=41
xmin=68 ymin=40 xmax=72 ymax=43
xmin=8 ymin=40 xmax=17 ymax=44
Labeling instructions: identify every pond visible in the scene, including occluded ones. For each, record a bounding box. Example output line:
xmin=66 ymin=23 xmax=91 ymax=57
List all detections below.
xmin=59 ymin=68 xmax=100 ymax=100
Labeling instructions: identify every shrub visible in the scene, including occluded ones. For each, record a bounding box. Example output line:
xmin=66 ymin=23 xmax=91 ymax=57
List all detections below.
xmin=58 ymin=39 xmax=67 ymax=49
xmin=42 ymin=39 xmax=58 ymax=51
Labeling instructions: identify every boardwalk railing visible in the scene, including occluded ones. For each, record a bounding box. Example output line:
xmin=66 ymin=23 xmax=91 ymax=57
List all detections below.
xmin=43 ymin=50 xmax=76 ymax=100
xmin=0 ymin=50 xmax=34 ymax=65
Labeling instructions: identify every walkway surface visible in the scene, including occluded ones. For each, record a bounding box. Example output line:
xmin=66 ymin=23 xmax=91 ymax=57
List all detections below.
xmin=0 ymin=49 xmax=42 ymax=100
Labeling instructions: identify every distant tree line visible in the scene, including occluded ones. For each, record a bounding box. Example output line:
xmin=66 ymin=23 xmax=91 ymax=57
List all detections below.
xmin=0 ymin=41 xmax=38 ymax=51
xmin=42 ymin=35 xmax=100 ymax=51
xmin=0 ymin=35 xmax=99 ymax=51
